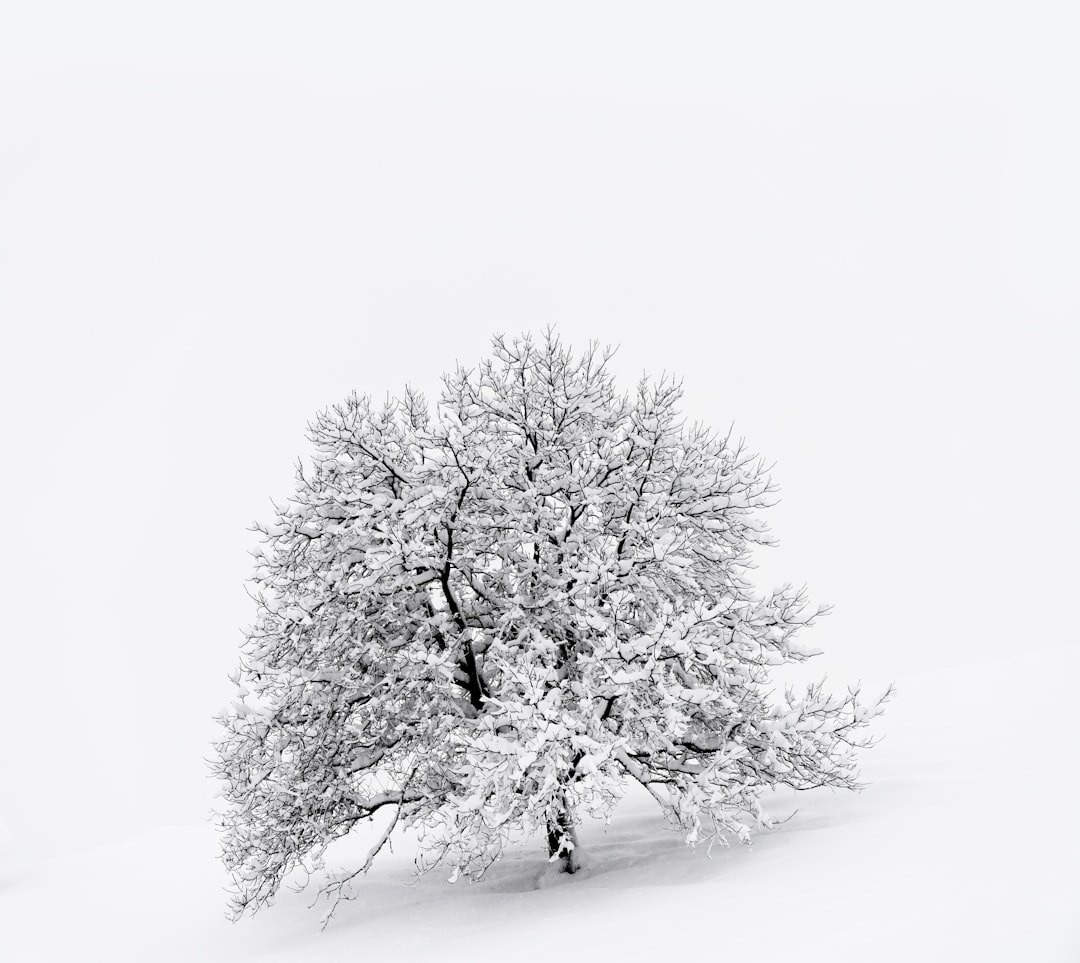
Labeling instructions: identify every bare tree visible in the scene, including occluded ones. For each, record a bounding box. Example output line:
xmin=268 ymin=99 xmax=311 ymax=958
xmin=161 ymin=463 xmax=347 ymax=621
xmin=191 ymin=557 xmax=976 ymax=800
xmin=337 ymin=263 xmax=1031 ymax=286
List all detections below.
xmin=212 ymin=330 xmax=890 ymax=922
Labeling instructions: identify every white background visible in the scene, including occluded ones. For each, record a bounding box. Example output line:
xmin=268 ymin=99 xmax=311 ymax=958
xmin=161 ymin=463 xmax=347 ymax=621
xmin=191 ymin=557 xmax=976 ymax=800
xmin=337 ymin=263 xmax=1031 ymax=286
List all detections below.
xmin=0 ymin=0 xmax=1075 ymax=906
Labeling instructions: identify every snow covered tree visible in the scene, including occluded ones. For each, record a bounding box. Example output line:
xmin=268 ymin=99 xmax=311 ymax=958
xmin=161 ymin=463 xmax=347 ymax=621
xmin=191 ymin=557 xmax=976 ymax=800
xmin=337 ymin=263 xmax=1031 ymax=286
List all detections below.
xmin=213 ymin=330 xmax=890 ymax=922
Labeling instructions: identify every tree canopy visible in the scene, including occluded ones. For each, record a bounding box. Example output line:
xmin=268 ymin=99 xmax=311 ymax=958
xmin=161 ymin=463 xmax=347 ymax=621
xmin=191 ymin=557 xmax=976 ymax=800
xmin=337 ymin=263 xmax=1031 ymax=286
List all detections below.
xmin=213 ymin=331 xmax=890 ymax=922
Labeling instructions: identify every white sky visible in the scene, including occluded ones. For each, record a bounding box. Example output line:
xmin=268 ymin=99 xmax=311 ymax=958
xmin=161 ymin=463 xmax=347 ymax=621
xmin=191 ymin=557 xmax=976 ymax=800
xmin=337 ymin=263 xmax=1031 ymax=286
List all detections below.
xmin=1 ymin=2 xmax=1076 ymax=855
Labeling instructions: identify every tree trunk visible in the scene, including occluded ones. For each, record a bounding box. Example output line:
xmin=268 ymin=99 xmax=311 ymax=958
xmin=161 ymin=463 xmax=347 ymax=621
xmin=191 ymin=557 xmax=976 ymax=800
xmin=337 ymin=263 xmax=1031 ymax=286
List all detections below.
xmin=546 ymin=798 xmax=581 ymax=874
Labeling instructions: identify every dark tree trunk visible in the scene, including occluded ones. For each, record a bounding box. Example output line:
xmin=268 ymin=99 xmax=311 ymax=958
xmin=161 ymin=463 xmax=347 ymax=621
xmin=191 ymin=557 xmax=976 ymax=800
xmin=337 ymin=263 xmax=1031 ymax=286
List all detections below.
xmin=546 ymin=798 xmax=580 ymax=874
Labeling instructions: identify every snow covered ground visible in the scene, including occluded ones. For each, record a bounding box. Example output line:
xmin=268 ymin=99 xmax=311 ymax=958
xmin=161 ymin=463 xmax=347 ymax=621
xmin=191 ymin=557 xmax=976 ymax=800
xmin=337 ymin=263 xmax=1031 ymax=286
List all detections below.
xmin=4 ymin=647 xmax=1076 ymax=962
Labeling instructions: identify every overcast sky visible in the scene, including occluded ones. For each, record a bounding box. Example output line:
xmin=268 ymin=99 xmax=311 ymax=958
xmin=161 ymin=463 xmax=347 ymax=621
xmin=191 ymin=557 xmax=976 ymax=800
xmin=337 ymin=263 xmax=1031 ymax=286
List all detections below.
xmin=1 ymin=1 xmax=1076 ymax=855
